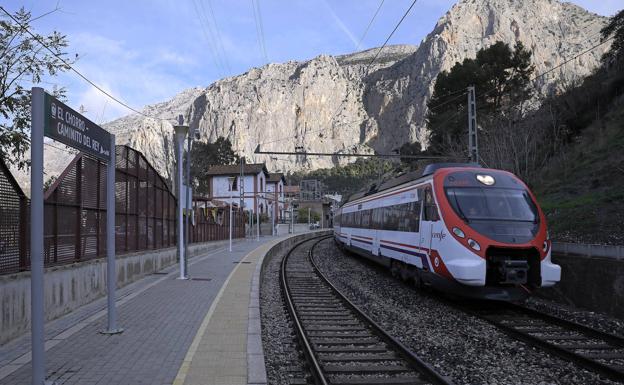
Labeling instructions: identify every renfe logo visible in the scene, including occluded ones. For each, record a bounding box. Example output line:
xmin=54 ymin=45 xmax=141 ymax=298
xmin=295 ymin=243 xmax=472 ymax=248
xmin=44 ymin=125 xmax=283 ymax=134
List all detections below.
xmin=432 ymin=231 xmax=446 ymax=241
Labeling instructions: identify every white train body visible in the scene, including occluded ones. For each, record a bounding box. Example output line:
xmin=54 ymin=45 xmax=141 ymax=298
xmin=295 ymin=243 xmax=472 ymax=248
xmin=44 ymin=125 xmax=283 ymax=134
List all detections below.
xmin=333 ymin=164 xmax=561 ymax=300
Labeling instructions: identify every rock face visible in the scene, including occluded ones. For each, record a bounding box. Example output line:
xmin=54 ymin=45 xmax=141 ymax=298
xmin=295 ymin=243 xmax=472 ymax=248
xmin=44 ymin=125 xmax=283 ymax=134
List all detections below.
xmin=31 ymin=0 xmax=609 ymax=187
xmin=365 ymin=0 xmax=609 ymax=152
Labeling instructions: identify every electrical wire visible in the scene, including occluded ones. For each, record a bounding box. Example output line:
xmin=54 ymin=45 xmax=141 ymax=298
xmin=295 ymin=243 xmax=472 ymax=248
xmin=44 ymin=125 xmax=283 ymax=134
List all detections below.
xmin=364 ymin=0 xmax=419 ymax=74
xmin=192 ymin=0 xmax=227 ymax=77
xmin=357 ymin=0 xmax=385 ymax=49
xmin=203 ymin=0 xmax=232 ymax=73
xmin=477 ymin=36 xmax=615 ymax=102
xmin=0 ymin=6 xmax=173 ymax=123
xmin=251 ymin=0 xmax=269 ymax=63
xmin=257 ymin=0 xmax=421 ymax=148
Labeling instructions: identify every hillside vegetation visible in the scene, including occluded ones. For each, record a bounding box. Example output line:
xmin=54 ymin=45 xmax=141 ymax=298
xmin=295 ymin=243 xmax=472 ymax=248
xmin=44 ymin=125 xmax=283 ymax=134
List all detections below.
xmin=534 ymin=95 xmax=624 ymax=244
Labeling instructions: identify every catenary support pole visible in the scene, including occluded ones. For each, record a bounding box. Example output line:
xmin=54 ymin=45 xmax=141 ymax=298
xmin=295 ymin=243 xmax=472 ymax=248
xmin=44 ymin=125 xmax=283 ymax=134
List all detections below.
xmin=467 ymin=85 xmax=478 ymax=163
xmin=102 ymin=134 xmax=122 ymax=334
xmin=256 ymin=196 xmax=260 ymax=241
xmin=308 ymin=207 xmax=311 ymax=228
xmin=174 ymin=118 xmax=189 ymax=279
xmin=30 ymin=87 xmax=45 ymax=385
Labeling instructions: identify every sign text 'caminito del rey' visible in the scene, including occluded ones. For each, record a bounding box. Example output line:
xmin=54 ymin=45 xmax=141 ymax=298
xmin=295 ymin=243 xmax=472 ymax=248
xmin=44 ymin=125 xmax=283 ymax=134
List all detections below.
xmin=43 ymin=92 xmax=112 ymax=161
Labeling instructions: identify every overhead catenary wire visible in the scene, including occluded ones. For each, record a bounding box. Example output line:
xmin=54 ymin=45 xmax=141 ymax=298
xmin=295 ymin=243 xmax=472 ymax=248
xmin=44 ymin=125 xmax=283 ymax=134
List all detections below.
xmin=0 ymin=6 xmax=172 ymax=123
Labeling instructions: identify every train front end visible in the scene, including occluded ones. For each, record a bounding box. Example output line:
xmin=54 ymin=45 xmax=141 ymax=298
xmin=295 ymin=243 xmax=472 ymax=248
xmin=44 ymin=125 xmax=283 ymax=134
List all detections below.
xmin=431 ymin=167 xmax=561 ymax=300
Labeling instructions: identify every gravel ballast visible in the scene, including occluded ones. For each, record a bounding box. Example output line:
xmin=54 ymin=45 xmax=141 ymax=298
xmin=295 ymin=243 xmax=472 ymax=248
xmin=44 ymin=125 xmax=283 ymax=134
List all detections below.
xmin=313 ymin=238 xmax=621 ymax=385
xmin=260 ymin=242 xmax=309 ymax=385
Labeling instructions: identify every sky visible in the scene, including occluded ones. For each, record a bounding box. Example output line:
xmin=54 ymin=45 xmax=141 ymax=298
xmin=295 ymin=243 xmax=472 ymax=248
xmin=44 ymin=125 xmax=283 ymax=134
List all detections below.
xmin=3 ymin=0 xmax=622 ymax=124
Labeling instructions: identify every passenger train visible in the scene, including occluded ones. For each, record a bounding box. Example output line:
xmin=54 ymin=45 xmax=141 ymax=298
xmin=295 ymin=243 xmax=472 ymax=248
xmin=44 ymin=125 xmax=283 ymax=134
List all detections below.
xmin=333 ymin=163 xmax=561 ymax=301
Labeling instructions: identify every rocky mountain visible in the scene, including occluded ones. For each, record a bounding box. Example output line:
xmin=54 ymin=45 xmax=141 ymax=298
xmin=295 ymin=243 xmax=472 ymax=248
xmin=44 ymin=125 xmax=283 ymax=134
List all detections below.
xmin=365 ymin=0 xmax=610 ymax=152
xmin=17 ymin=0 xmax=608 ymax=192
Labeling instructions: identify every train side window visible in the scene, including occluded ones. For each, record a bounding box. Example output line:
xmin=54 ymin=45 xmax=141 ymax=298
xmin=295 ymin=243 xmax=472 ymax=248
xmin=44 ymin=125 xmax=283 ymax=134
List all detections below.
xmin=361 ymin=209 xmax=370 ymax=227
xmin=412 ymin=201 xmax=421 ymax=231
xmin=423 ymin=188 xmax=440 ymax=221
xmin=372 ymin=207 xmax=381 ymax=229
xmin=384 ymin=205 xmax=399 ymax=231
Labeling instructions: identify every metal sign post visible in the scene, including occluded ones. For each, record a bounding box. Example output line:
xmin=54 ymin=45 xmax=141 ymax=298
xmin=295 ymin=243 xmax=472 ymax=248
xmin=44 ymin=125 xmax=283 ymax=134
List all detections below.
xmin=30 ymin=87 xmax=45 ymax=385
xmin=31 ymin=87 xmax=120 ymax=384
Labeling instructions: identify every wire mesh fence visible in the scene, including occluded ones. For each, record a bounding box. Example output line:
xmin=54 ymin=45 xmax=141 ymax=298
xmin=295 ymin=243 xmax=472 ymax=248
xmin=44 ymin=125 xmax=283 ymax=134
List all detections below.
xmin=0 ymin=158 xmax=28 ymax=274
xmin=0 ymin=145 xmax=245 ymax=275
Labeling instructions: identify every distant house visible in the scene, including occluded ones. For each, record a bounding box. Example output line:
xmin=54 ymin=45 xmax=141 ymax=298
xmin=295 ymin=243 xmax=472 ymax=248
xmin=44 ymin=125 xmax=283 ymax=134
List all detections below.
xmin=203 ymin=163 xmax=270 ymax=215
xmin=266 ymin=173 xmax=286 ymax=221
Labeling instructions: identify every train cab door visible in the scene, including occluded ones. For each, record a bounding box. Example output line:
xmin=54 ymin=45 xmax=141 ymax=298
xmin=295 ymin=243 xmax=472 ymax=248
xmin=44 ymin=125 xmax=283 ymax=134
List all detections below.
xmin=418 ymin=187 xmax=439 ymax=271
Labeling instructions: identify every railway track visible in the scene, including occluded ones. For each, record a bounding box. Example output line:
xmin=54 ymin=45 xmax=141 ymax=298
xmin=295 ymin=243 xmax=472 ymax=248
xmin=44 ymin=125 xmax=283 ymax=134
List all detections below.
xmin=281 ymin=237 xmax=453 ymax=385
xmin=460 ymin=301 xmax=624 ymax=382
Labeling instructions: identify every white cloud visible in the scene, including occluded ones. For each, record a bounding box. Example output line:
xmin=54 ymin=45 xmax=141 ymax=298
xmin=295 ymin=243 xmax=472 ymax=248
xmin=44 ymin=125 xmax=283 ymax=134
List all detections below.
xmin=59 ymin=32 xmax=197 ymax=123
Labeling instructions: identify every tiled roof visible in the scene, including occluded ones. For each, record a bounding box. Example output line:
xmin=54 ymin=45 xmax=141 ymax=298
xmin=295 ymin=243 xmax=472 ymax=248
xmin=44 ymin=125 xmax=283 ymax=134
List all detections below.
xmin=267 ymin=173 xmax=285 ymax=183
xmin=204 ymin=163 xmax=268 ymax=176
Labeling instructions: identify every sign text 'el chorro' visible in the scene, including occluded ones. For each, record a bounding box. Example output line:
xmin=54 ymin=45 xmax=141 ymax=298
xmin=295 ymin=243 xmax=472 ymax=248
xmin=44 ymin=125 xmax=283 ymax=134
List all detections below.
xmin=43 ymin=92 xmax=112 ymax=161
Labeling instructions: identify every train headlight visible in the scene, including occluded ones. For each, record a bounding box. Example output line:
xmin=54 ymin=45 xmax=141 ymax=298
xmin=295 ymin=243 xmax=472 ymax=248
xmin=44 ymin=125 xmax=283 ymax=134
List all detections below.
xmin=476 ymin=174 xmax=495 ymax=186
xmin=452 ymin=227 xmax=465 ymax=238
xmin=467 ymin=238 xmax=481 ymax=251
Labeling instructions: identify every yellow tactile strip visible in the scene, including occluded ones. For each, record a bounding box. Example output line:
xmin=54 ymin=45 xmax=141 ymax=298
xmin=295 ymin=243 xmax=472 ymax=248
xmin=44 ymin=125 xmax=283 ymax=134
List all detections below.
xmin=173 ymin=241 xmax=277 ymax=385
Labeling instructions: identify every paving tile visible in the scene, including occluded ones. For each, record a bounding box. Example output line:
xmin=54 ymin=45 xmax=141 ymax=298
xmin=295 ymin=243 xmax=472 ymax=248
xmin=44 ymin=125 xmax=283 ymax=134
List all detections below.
xmin=0 ymin=237 xmax=280 ymax=385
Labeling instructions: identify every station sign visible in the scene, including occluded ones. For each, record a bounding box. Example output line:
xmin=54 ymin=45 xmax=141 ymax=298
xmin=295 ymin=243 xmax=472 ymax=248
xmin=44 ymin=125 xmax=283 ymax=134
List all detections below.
xmin=43 ymin=91 xmax=112 ymax=161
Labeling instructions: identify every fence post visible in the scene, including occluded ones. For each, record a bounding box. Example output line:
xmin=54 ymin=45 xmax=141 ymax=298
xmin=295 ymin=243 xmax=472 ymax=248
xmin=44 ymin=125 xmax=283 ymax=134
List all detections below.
xmin=76 ymin=156 xmax=83 ymax=262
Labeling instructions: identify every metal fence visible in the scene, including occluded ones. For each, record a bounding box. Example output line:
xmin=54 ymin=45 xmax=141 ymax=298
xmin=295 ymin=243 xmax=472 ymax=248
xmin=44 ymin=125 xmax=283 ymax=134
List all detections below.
xmin=0 ymin=158 xmax=28 ymax=273
xmin=0 ymin=145 xmax=245 ymax=275
xmin=114 ymin=146 xmax=177 ymax=253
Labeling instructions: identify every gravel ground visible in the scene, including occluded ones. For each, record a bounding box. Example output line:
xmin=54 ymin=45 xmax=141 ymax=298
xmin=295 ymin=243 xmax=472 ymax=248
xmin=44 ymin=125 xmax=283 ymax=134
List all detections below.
xmin=313 ymin=238 xmax=621 ymax=385
xmin=525 ymin=297 xmax=624 ymax=338
xmin=260 ymin=243 xmax=309 ymax=385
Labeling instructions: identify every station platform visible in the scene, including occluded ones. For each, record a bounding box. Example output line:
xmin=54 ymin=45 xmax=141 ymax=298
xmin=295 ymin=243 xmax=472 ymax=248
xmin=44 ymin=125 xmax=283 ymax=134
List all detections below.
xmin=0 ymin=230 xmax=324 ymax=385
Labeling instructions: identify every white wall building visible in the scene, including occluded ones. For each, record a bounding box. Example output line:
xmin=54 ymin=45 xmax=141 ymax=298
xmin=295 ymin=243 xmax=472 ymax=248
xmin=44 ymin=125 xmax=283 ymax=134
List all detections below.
xmin=204 ymin=163 xmax=270 ymax=215
xmin=266 ymin=173 xmax=286 ymax=222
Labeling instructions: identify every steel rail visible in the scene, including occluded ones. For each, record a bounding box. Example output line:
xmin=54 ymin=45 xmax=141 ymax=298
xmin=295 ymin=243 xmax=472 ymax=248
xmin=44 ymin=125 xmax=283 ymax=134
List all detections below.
xmin=459 ymin=301 xmax=624 ymax=382
xmin=308 ymin=238 xmax=454 ymax=385
xmin=280 ymin=237 xmax=330 ymax=385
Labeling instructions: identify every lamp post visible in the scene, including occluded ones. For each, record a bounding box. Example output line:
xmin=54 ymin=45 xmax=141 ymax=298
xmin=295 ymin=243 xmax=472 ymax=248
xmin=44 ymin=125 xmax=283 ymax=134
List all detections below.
xmin=256 ymin=195 xmax=260 ymax=241
xmin=185 ymin=123 xmax=196 ymax=278
xmin=228 ymin=176 xmax=235 ymax=251
xmin=174 ymin=116 xmax=189 ymax=280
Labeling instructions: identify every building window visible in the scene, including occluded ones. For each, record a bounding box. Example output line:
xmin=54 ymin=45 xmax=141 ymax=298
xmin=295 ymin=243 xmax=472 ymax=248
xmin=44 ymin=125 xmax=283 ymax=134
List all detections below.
xmin=228 ymin=176 xmax=238 ymax=191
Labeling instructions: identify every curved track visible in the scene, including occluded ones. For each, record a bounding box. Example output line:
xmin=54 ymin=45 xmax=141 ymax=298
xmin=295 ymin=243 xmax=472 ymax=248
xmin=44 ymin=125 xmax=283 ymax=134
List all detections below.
xmin=459 ymin=301 xmax=624 ymax=382
xmin=280 ymin=236 xmax=453 ymax=385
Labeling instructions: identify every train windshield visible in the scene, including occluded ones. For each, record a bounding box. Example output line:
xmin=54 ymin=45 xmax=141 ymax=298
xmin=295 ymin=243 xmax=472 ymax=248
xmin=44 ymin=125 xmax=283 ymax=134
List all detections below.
xmin=445 ymin=187 xmax=538 ymax=223
xmin=445 ymin=187 xmax=540 ymax=243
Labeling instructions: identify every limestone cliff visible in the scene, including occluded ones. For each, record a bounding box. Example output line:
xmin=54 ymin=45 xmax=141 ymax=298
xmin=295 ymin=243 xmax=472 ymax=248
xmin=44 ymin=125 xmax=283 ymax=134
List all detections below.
xmin=29 ymin=0 xmax=609 ymax=188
